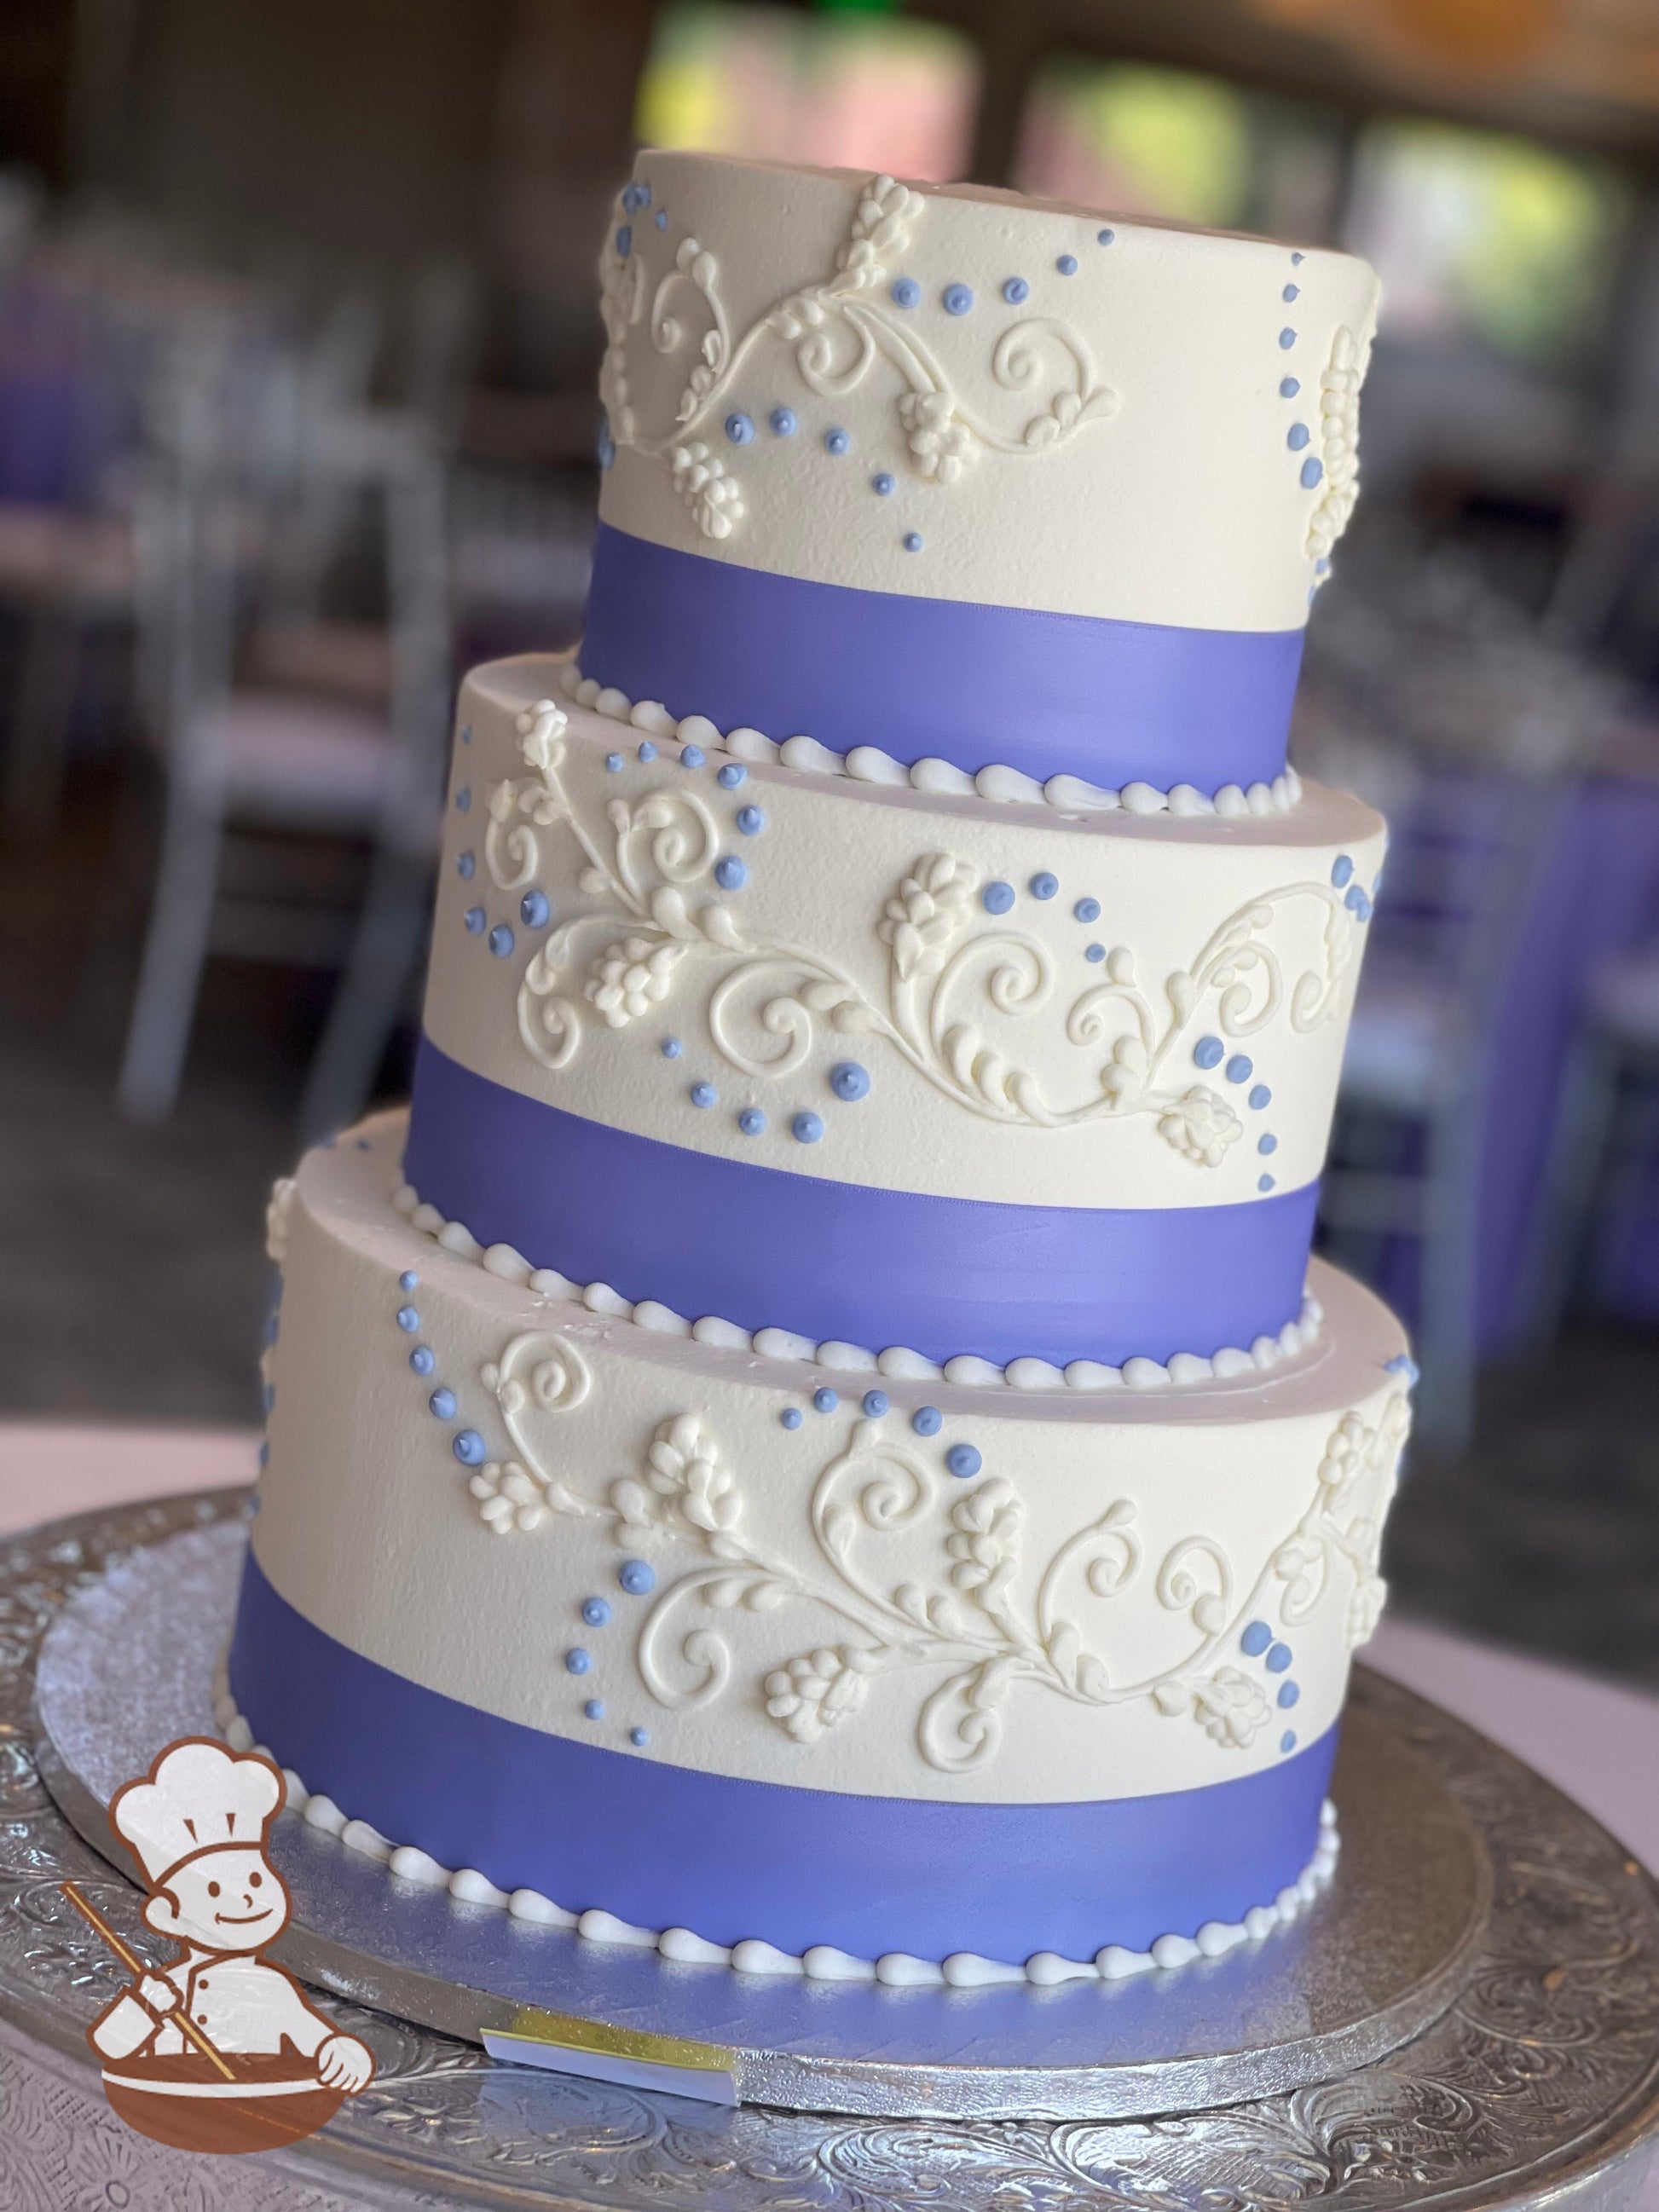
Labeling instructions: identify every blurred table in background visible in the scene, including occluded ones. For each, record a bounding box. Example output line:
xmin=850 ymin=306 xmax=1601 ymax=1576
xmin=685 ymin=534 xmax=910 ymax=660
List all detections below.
xmin=1 ymin=1421 xmax=1654 ymax=1874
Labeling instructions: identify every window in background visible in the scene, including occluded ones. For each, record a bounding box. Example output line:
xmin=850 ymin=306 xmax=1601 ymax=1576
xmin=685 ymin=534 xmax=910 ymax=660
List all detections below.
xmin=1014 ymin=58 xmax=1344 ymax=243
xmin=1344 ymin=120 xmax=1627 ymax=368
xmin=635 ymin=3 xmax=980 ymax=182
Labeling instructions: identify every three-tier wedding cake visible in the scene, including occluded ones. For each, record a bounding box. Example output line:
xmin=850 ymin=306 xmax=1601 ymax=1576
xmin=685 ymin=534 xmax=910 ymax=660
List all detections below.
xmin=225 ymin=154 xmax=1411 ymax=1988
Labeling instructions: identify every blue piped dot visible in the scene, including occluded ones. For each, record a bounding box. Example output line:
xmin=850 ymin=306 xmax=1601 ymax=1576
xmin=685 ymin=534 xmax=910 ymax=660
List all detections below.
xmin=1097 ymin=228 xmax=1114 ymax=244
xmin=1030 ymin=871 xmax=1059 ymax=901
xmin=793 ymin=1111 xmax=824 ymax=1144
xmin=946 ymin=1443 xmax=983 ymax=1479
xmin=1282 ymin=282 xmax=1300 ymax=302
xmin=520 ymin=889 xmax=549 ymax=929
xmin=1225 ymin=1054 xmax=1253 ymax=1084
xmin=584 ymin=1698 xmax=604 ymax=1720
xmin=1056 ymin=253 xmax=1078 ymax=275
xmin=717 ymin=761 xmax=746 ymax=788
xmin=460 ymin=723 xmax=471 ymax=745
xmin=1259 ymin=1133 xmax=1278 ymax=1155
xmin=1002 ymin=276 xmax=1029 ymax=303
xmin=736 ymin=805 xmax=766 ymax=835
xmin=409 ymin=1345 xmax=435 ymax=1376
xmin=429 ymin=1387 xmax=457 ymax=1420
xmin=453 ymin=1429 xmax=486 ymax=1466
xmin=1266 ymin=1642 xmax=1293 ymax=1673
xmin=902 ymin=531 xmax=923 ymax=553
xmin=597 ymin=421 xmax=615 ymax=470
xmin=912 ymin=1406 xmax=942 ymax=1437
xmin=455 ymin=787 xmax=471 ymax=812
xmin=725 ymin=412 xmax=754 ymax=446
xmin=824 ymin=428 xmax=849 ymax=455
xmin=690 ymin=1082 xmax=717 ymax=1108
xmin=605 ymin=752 xmax=623 ymax=772
xmin=982 ymin=881 xmax=1014 ymax=915
xmin=1074 ymin=896 xmax=1101 ymax=923
xmin=1291 ymin=251 xmax=1304 ymax=263
xmin=616 ymin=223 xmax=632 ymax=256
xmin=488 ymin=923 xmax=515 ymax=958
xmin=1084 ymin=943 xmax=1105 ymax=962
xmin=619 ymin=1559 xmax=656 ymax=1597
xmin=738 ymin=1106 xmax=766 ymax=1136
xmin=1317 ymin=557 xmax=1331 ymax=575
xmin=1194 ymin=1036 xmax=1224 ymax=1070
xmin=1347 ymin=885 xmax=1372 ymax=919
xmin=1300 ymin=456 xmax=1324 ymax=488
xmin=655 ymin=211 xmax=668 ymax=229
xmin=565 ymin=1648 xmax=592 ymax=1675
xmin=890 ymin=277 xmax=921 ymax=309
xmin=1280 ymin=379 xmax=1300 ymax=401
xmin=813 ymin=1387 xmax=839 ymax=1413
xmin=662 ymin=1036 xmax=683 ymax=1059
xmin=1386 ymin=1353 xmax=1422 ymax=1386
xmin=781 ymin=1406 xmax=803 ymax=1429
xmin=582 ymin=1597 xmax=612 ymax=1627
xmin=1249 ymin=1083 xmax=1272 ymax=1110
xmin=1280 ymin=1730 xmax=1298 ymax=1753
xmin=630 ymin=1727 xmax=650 ymax=1747
xmin=863 ymin=1389 xmax=889 ymax=1418
xmin=830 ymin=1061 xmax=870 ymax=1102
xmin=456 ymin=851 xmax=475 ymax=879
xmin=1287 ymin=423 xmax=1310 ymax=451
xmin=871 ymin=471 xmax=894 ymax=496
xmin=680 ymin=743 xmax=706 ymax=769
xmin=396 ymin=1306 xmax=420 ymax=1332
xmin=463 ymin=906 xmax=485 ymax=935
xmin=257 ymin=1441 xmax=269 ymax=1469
xmin=1279 ymin=327 xmax=1297 ymax=349
xmin=637 ymin=740 xmax=657 ymax=763
xmin=943 ymin=282 xmax=974 ymax=315
xmin=1240 ymin=1620 xmax=1272 ymax=1656
xmin=400 ymin=1270 xmax=419 ymax=1291
xmin=714 ymin=855 xmax=748 ymax=891
xmin=1278 ymin=1680 xmax=1300 ymax=1709
xmin=1332 ymin=853 xmax=1353 ymax=887
xmin=768 ymin=407 xmax=796 ymax=436
xmin=1259 ymin=1173 xmax=1277 ymax=1192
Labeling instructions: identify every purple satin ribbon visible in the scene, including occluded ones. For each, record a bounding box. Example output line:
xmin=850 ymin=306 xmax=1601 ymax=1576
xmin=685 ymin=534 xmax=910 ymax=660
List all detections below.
xmin=232 ymin=1549 xmax=1337 ymax=1961
xmin=579 ymin=523 xmax=1304 ymax=791
xmin=405 ymin=1039 xmax=1317 ymax=1367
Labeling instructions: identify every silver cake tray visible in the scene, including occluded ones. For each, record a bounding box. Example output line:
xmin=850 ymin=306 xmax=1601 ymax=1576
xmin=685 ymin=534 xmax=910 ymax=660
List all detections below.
xmin=4 ymin=1488 xmax=1659 ymax=2209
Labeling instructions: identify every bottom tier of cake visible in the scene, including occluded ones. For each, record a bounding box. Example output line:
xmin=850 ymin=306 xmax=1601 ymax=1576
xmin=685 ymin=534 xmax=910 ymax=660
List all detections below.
xmin=233 ymin=1114 xmax=1411 ymax=1973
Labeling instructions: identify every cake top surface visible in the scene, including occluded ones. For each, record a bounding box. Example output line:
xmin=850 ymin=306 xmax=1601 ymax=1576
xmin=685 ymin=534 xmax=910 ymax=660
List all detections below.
xmin=595 ymin=150 xmax=1380 ymax=635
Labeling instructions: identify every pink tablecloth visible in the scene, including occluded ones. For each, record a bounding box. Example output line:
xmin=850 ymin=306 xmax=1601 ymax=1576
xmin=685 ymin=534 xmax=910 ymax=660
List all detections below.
xmin=3 ymin=1423 xmax=1656 ymax=1872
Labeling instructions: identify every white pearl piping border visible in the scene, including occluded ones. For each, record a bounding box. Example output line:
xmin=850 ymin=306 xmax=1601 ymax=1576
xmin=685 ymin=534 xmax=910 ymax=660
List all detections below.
xmin=557 ymin=660 xmax=1305 ymax=820
xmin=214 ymin=1660 xmax=1338 ymax=1989
xmin=387 ymin=1170 xmax=1325 ymax=1395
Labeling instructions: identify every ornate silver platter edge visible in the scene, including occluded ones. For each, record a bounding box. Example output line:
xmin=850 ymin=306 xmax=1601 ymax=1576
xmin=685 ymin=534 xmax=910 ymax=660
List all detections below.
xmin=0 ymin=1487 xmax=1655 ymax=2209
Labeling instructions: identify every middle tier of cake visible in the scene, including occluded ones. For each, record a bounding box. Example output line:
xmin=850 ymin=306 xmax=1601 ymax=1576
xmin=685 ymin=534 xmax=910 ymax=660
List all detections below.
xmin=406 ymin=655 xmax=1385 ymax=1370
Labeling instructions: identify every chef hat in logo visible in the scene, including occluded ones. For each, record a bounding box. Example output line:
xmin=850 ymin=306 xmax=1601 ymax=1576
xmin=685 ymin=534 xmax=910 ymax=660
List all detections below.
xmin=111 ymin=1739 xmax=281 ymax=1887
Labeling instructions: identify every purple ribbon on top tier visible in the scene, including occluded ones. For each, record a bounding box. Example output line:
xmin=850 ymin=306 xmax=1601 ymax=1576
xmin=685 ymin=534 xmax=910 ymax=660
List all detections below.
xmin=231 ymin=1548 xmax=1338 ymax=1963
xmin=406 ymin=1040 xmax=1318 ymax=1369
xmin=578 ymin=523 xmax=1305 ymax=793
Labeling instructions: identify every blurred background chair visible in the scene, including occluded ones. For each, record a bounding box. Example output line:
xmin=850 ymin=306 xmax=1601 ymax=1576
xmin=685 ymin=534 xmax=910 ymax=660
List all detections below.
xmin=113 ymin=320 xmax=450 ymax=1136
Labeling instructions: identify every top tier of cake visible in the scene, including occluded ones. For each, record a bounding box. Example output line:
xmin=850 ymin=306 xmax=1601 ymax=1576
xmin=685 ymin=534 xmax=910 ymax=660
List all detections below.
xmin=586 ymin=153 xmax=1380 ymax=792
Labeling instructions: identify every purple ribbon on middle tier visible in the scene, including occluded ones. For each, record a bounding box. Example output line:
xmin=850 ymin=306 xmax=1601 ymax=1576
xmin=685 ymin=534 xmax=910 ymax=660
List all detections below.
xmin=578 ymin=524 xmax=1305 ymax=793
xmin=406 ymin=1041 xmax=1318 ymax=1369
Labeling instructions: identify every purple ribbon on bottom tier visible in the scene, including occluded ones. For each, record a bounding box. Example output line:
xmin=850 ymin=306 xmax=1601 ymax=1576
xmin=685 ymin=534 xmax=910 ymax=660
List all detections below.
xmin=232 ymin=1551 xmax=1337 ymax=1963
xmin=579 ymin=523 xmax=1305 ymax=791
xmin=404 ymin=1040 xmax=1319 ymax=1369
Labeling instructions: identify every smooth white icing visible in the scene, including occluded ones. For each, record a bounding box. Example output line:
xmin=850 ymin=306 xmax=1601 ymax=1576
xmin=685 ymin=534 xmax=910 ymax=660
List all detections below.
xmin=251 ymin=1122 xmax=1410 ymax=1810
xmin=596 ymin=154 xmax=1379 ymax=632
xmin=426 ymin=661 xmax=1386 ymax=1215
xmin=213 ymin=1652 xmax=1339 ymax=1988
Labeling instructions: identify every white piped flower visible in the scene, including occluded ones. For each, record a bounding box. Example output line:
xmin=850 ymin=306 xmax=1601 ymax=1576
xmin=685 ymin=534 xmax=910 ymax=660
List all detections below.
xmin=1158 ymin=1086 xmax=1243 ymax=1167
xmin=764 ymin=1645 xmax=882 ymax=1742
xmin=899 ymin=390 xmax=975 ymax=486
xmin=584 ymin=936 xmax=685 ymax=1027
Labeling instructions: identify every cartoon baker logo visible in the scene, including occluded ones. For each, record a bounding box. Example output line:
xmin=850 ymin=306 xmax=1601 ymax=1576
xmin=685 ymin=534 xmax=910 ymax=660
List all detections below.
xmin=61 ymin=1736 xmax=375 ymax=2155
